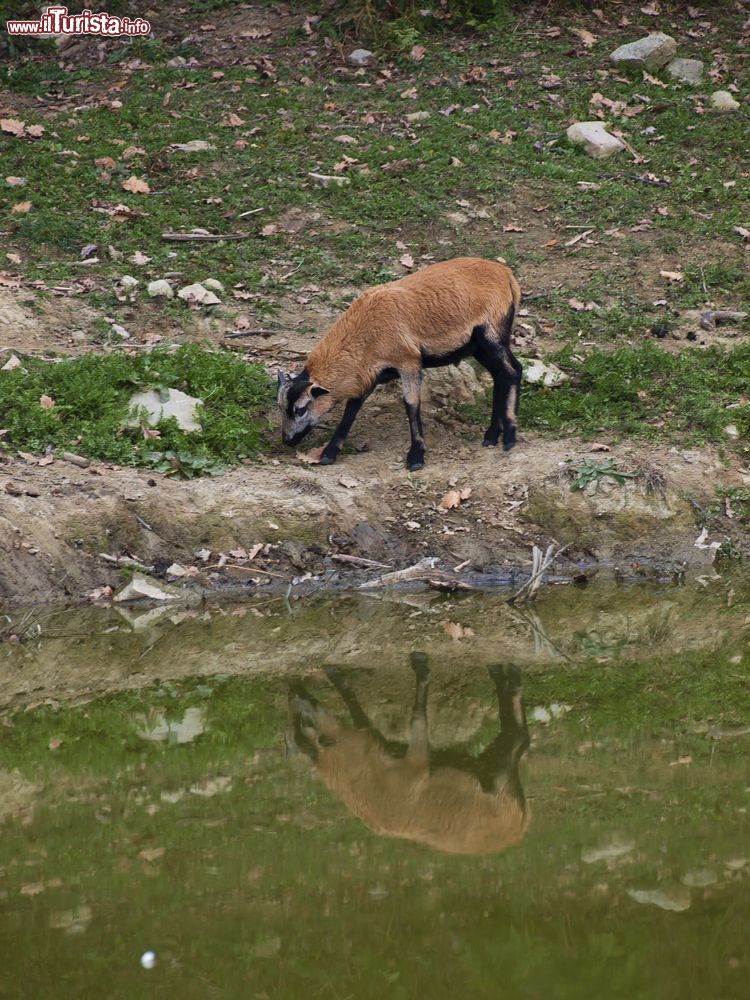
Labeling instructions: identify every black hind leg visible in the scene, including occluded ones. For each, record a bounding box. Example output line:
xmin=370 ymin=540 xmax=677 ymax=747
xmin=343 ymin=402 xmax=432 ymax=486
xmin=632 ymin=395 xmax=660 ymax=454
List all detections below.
xmin=475 ymin=343 xmax=521 ymax=451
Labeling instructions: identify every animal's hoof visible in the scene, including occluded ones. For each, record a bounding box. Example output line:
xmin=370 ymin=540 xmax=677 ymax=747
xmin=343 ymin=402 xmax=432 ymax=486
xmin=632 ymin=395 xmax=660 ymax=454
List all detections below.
xmin=319 ymin=452 xmax=337 ymax=466
xmin=483 ymin=436 xmax=499 ymax=448
xmin=503 ymin=431 xmax=516 ymax=452
xmin=406 ymin=452 xmax=425 ymax=471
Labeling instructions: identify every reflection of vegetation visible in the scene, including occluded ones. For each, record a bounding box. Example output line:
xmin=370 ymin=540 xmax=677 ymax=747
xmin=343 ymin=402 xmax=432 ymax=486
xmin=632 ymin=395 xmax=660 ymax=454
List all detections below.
xmin=574 ymin=630 xmax=630 ymax=659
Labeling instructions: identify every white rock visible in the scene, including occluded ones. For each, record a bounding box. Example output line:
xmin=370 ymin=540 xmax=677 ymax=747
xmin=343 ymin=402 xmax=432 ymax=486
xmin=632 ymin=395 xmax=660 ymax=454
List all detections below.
xmin=166 ymin=563 xmax=188 ymax=577
xmin=348 ymin=48 xmax=374 ymax=67
xmin=582 ymin=840 xmax=635 ymax=864
xmin=521 ymin=358 xmax=569 ymax=387
xmin=626 ymin=887 xmax=691 ymax=912
xmin=177 ymin=282 xmax=221 ymax=306
xmin=666 ymin=58 xmax=703 ymax=85
xmin=427 ymin=361 xmax=489 ymax=407
xmin=308 ymin=172 xmax=351 ymax=188
xmin=681 ymin=868 xmax=717 ymax=888
xmin=118 ymin=275 xmax=139 ymax=290
xmin=71 ymin=330 xmax=87 ymax=344
xmin=1 ymin=354 xmax=22 ymax=372
xmin=710 ymin=90 xmax=740 ymax=113
xmin=202 ymin=278 xmax=224 ymax=293
xmin=567 ymin=121 xmax=625 ymax=159
xmin=609 ymin=32 xmax=677 ymax=71
xmin=147 ymin=279 xmax=174 ymax=299
xmin=126 ymin=387 xmax=203 ymax=432
xmin=110 ymin=324 xmax=130 ymax=340
xmin=114 ymin=572 xmax=184 ymax=604
xmin=169 ymin=140 xmax=215 ymax=153
xmin=724 ymin=424 xmax=740 ymax=439
xmin=531 ymin=706 xmax=552 ymax=723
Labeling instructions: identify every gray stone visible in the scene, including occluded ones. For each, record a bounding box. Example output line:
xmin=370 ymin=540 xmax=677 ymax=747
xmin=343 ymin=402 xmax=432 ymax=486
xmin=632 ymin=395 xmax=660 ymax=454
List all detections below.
xmin=147 ymin=279 xmax=174 ymax=299
xmin=308 ymin=172 xmax=351 ymax=188
xmin=126 ymin=387 xmax=203 ymax=432
xmin=521 ymin=358 xmax=569 ymax=387
xmin=610 ymin=32 xmax=677 ymax=71
xmin=710 ymin=90 xmax=740 ymax=112
xmin=202 ymin=278 xmax=224 ymax=293
xmin=114 ymin=572 xmax=184 ymax=604
xmin=666 ymin=58 xmax=703 ymax=85
xmin=177 ymin=282 xmax=221 ymax=306
xmin=566 ymin=121 xmax=625 ymax=159
xmin=71 ymin=330 xmax=87 ymax=345
xmin=348 ymin=48 xmax=374 ymax=67
xmin=110 ymin=324 xmax=130 ymax=340
xmin=118 ymin=274 xmax=139 ymax=290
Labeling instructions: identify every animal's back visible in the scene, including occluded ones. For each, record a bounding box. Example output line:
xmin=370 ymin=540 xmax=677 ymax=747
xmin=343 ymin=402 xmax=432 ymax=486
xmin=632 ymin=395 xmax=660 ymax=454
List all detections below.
xmin=317 ymin=735 xmax=529 ymax=856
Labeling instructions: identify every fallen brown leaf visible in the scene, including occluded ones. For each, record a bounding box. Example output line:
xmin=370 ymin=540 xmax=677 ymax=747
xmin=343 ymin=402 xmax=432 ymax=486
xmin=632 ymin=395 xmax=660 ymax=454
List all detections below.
xmin=297 ymin=446 xmax=325 ymax=464
xmin=443 ymin=621 xmax=475 ymax=641
xmin=11 ymin=200 xmax=32 ymax=214
xmin=400 ymin=253 xmax=415 ymax=269
xmin=1 ymin=118 xmax=25 ymax=137
xmin=222 ymin=113 xmax=245 ymax=127
xmin=660 ymin=270 xmax=684 ymax=282
xmin=5 ymin=176 xmax=26 ymax=186
xmin=121 ymin=176 xmax=150 ymax=194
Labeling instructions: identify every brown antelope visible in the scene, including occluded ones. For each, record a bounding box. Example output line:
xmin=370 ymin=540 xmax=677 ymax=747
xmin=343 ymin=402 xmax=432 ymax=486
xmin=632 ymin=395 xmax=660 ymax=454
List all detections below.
xmin=286 ymin=654 xmax=530 ymax=856
xmin=277 ymin=257 xmax=522 ymax=471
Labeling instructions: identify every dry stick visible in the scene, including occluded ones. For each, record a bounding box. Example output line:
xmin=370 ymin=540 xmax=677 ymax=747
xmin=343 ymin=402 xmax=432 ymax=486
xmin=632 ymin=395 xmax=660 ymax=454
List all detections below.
xmin=223 ymin=329 xmax=290 ymax=339
xmin=507 ymin=543 xmax=570 ymax=605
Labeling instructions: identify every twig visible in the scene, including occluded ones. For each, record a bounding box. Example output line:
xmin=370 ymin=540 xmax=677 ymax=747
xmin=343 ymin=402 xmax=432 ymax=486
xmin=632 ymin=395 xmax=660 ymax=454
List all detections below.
xmin=330 ymin=553 xmax=391 ymax=569
xmin=161 ymin=232 xmax=253 ymax=242
xmin=508 ymin=544 xmax=570 ymax=605
xmin=223 ymin=329 xmax=288 ymax=339
xmin=700 ymin=266 xmax=708 ymax=295
xmin=238 ymin=208 xmax=264 ymax=218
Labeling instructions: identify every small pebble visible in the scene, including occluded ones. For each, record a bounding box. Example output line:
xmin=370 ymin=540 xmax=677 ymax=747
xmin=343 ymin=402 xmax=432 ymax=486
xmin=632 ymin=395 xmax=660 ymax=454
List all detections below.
xmin=140 ymin=951 xmax=156 ymax=970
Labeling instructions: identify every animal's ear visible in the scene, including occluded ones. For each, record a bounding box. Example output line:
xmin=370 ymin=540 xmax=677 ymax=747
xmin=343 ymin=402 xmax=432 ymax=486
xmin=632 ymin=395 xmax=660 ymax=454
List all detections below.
xmin=310 ymin=385 xmax=330 ymax=399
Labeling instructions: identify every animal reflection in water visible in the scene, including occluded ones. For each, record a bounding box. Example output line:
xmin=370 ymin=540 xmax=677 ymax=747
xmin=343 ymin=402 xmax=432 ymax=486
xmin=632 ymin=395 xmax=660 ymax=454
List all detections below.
xmin=287 ymin=654 xmax=530 ymax=856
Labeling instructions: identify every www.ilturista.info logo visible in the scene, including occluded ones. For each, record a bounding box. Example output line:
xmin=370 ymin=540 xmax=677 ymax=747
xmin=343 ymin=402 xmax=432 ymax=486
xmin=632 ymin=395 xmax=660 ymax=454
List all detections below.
xmin=6 ymin=6 xmax=151 ymax=37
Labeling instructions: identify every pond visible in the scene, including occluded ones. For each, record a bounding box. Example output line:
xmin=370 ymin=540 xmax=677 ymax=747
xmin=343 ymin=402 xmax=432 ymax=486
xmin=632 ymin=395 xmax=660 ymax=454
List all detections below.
xmin=1 ymin=582 xmax=749 ymax=999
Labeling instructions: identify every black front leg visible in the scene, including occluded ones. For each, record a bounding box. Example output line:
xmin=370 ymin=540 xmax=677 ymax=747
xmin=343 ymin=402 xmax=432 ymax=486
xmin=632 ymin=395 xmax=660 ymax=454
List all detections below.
xmin=400 ymin=370 xmax=425 ymax=471
xmin=319 ymin=395 xmax=366 ymax=465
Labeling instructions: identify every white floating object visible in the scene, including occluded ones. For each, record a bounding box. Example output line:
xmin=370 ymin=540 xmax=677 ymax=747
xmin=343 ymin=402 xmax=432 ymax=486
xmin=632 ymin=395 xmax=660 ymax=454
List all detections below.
xmin=140 ymin=951 xmax=156 ymax=969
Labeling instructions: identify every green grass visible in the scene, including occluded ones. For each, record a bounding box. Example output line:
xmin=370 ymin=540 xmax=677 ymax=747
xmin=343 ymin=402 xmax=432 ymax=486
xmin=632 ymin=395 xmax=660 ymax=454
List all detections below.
xmin=461 ymin=341 xmax=750 ymax=449
xmin=0 ymin=344 xmax=274 ymax=467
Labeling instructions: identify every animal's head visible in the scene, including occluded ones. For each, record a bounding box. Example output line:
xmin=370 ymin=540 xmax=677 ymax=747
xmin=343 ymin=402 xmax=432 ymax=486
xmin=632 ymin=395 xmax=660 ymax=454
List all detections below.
xmin=286 ymin=682 xmax=341 ymax=761
xmin=277 ymin=369 xmax=332 ymax=447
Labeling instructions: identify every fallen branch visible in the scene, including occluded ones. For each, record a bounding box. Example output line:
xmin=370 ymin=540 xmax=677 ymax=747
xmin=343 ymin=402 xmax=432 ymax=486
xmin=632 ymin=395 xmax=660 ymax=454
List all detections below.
xmin=508 ymin=543 xmax=570 ymax=605
xmin=699 ymin=309 xmax=748 ymax=331
xmin=359 ymin=556 xmax=439 ymax=590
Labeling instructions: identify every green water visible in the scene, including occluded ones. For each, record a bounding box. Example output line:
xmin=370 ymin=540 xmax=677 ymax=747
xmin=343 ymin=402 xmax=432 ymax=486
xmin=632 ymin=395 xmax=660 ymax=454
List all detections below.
xmin=1 ymin=584 xmax=749 ymax=999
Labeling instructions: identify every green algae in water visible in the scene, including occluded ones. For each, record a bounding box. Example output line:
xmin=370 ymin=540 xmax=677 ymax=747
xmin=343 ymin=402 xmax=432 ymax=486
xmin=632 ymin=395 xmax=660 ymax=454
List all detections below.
xmin=0 ymin=586 xmax=749 ymax=999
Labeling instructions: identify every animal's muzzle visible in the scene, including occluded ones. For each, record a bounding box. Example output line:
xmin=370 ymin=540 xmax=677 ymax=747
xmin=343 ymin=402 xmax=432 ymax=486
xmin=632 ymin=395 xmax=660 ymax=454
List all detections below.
xmin=283 ymin=429 xmax=309 ymax=447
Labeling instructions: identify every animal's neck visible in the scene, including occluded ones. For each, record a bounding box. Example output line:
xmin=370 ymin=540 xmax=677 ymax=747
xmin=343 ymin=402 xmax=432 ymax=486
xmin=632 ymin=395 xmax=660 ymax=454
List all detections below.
xmin=307 ymin=312 xmax=372 ymax=399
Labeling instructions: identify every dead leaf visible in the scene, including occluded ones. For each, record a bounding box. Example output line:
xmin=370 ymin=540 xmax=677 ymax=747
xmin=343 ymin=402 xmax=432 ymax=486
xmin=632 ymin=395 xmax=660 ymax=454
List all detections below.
xmin=38 ymin=455 xmax=54 ymax=466
xmin=20 ymin=883 xmax=45 ymax=896
xmin=640 ymin=2 xmax=660 ymax=14
xmin=660 ymin=270 xmax=684 ymax=282
xmin=260 ymin=223 xmax=278 ymax=237
xmin=410 ymin=44 xmax=426 ymax=62
xmin=544 ymin=26 xmax=561 ymax=37
xmin=443 ymin=621 xmax=475 ymax=641
xmin=590 ymin=442 xmax=611 ymax=452
xmin=642 ymin=72 xmax=668 ymax=89
xmin=95 ymin=156 xmax=116 ymax=169
xmin=543 ymin=238 xmax=558 ymax=248
xmin=1 ymin=118 xmax=25 ymax=137
xmin=459 ymin=66 xmax=486 ymax=84
xmin=6 ymin=253 xmax=21 ymax=264
xmin=333 ymin=134 xmax=358 ymax=144
xmin=400 ymin=87 xmax=418 ymax=100
xmin=568 ymin=298 xmax=586 ymax=311
xmin=11 ymin=201 xmax=32 ymax=214
xmin=338 ymin=475 xmax=359 ymax=488
xmin=502 ymin=223 xmax=524 ymax=233
xmin=48 ymin=737 xmax=62 ymax=750
xmin=571 ymin=27 xmax=596 ymax=48
xmin=297 ymin=446 xmax=325 ymax=464
xmin=121 ymin=176 xmax=150 ymax=194
xmin=439 ymin=490 xmax=462 ymax=510
xmin=400 ymin=253 xmax=415 ymax=269
xmin=39 ymin=395 xmax=55 ymax=410
xmin=122 ymin=145 xmax=145 ymax=160
xmin=131 ymin=250 xmax=151 ymax=265
xmin=222 ymin=113 xmax=245 ymax=127
xmin=139 ymin=847 xmax=165 ymax=863
xmin=5 ymin=176 xmax=26 ymax=186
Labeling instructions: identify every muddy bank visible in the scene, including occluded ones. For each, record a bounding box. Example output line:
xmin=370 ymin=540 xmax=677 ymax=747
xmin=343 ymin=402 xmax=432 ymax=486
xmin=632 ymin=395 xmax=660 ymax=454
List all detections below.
xmin=2 ymin=580 xmax=749 ymax=711
xmin=1 ymin=429 xmax=747 ymax=607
